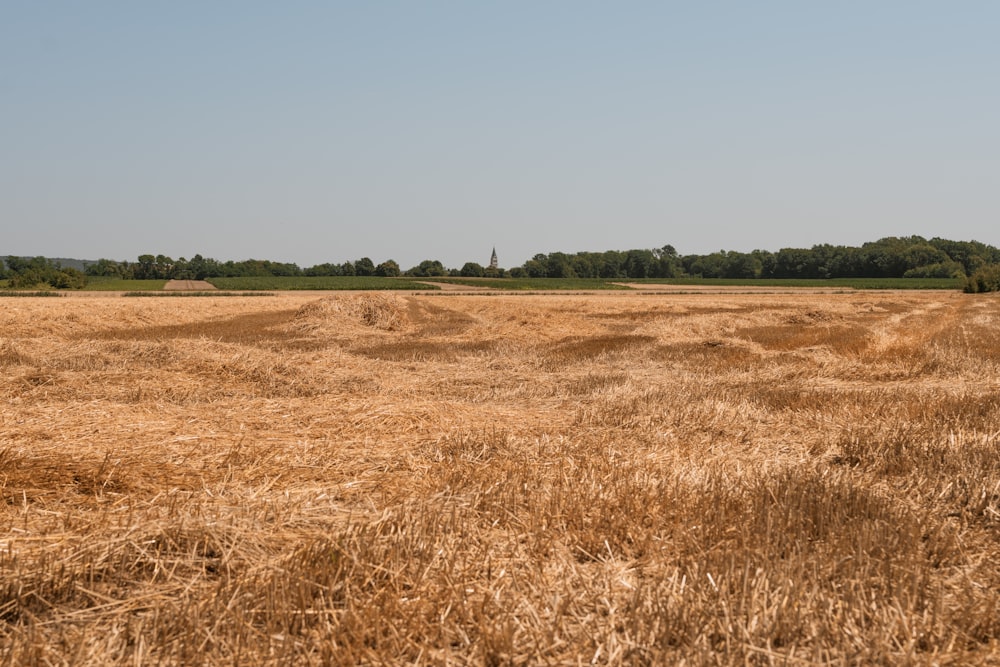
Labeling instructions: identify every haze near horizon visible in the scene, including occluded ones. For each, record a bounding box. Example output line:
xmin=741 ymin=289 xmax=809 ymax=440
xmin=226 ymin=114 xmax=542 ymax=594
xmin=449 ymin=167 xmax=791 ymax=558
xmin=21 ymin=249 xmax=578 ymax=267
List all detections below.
xmin=3 ymin=2 xmax=999 ymax=269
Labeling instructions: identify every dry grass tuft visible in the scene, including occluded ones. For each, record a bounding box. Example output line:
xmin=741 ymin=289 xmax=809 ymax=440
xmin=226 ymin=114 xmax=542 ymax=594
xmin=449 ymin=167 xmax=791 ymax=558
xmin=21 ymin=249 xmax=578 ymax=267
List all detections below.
xmin=548 ymin=334 xmax=658 ymax=365
xmin=1 ymin=291 xmax=999 ymax=664
xmin=291 ymin=295 xmax=407 ymax=334
xmin=0 ymin=341 xmax=33 ymax=367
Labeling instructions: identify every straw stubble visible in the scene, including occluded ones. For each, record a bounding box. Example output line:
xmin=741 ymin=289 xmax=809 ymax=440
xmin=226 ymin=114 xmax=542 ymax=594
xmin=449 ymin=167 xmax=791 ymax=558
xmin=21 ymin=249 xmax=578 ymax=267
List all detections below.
xmin=1 ymin=291 xmax=998 ymax=664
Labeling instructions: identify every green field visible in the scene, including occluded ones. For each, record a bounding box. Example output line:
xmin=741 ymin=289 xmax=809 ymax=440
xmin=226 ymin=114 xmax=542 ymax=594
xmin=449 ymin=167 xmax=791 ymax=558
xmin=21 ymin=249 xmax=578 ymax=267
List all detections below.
xmin=0 ymin=275 xmax=968 ymax=293
xmin=421 ymin=277 xmax=632 ymax=290
xmin=206 ymin=276 xmax=438 ymax=290
xmin=418 ymin=276 xmax=963 ymax=290
xmin=624 ymin=277 xmax=965 ymax=289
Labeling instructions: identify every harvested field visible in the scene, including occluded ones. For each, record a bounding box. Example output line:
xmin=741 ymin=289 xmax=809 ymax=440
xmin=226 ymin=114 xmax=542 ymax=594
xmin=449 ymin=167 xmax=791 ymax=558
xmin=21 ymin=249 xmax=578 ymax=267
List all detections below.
xmin=1 ymin=291 xmax=999 ymax=664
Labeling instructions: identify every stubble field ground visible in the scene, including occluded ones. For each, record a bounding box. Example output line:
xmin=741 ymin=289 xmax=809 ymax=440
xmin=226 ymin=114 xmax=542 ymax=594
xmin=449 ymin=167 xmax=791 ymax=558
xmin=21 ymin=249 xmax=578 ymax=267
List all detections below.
xmin=1 ymin=290 xmax=998 ymax=665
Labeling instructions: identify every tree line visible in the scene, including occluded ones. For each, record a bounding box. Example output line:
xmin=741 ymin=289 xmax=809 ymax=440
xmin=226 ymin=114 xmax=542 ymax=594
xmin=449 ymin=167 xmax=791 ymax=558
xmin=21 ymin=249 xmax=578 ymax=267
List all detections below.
xmin=81 ymin=255 xmax=500 ymax=281
xmin=83 ymin=237 xmax=1000 ymax=281
xmin=3 ymin=236 xmax=1000 ymax=289
xmin=81 ymin=254 xmax=401 ymax=280
xmin=0 ymin=254 xmax=469 ymax=287
xmin=0 ymin=256 xmax=87 ymax=289
xmin=510 ymin=237 xmax=1000 ymax=280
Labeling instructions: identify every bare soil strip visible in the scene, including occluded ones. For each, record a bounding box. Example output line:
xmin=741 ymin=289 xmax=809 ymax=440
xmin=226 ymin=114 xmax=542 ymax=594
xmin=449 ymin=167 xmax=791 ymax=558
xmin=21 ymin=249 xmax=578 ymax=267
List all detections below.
xmin=163 ymin=279 xmax=218 ymax=291
xmin=613 ymin=281 xmax=853 ymax=293
xmin=415 ymin=280 xmax=497 ymax=291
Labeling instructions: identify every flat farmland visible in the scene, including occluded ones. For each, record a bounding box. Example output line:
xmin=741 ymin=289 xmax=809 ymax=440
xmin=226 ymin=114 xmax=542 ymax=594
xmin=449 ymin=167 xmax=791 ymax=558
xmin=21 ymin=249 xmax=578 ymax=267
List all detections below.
xmin=1 ymin=291 xmax=999 ymax=665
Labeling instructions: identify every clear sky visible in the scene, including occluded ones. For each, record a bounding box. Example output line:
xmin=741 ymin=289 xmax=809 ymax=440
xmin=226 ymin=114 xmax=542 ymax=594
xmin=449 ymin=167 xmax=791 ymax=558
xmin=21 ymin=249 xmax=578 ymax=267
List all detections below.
xmin=3 ymin=2 xmax=999 ymax=270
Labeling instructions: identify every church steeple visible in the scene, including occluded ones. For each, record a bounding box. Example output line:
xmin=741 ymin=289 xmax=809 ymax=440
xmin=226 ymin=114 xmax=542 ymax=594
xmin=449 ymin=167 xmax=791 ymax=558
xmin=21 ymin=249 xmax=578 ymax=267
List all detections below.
xmin=489 ymin=247 xmax=498 ymax=270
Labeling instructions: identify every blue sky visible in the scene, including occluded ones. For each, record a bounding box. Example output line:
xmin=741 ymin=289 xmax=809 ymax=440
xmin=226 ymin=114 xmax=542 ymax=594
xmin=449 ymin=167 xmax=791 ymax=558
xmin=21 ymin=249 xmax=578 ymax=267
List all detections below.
xmin=3 ymin=2 xmax=999 ymax=269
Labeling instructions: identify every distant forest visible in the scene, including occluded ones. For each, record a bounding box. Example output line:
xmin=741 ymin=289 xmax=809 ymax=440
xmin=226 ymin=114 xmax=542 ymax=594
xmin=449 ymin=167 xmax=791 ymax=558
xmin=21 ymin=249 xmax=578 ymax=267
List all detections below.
xmin=508 ymin=237 xmax=999 ymax=281
xmin=4 ymin=236 xmax=1000 ymax=291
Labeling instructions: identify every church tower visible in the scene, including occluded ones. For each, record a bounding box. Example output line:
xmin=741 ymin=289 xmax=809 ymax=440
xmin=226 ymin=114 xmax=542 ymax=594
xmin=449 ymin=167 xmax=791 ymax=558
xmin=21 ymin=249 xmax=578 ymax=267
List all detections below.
xmin=489 ymin=247 xmax=498 ymax=270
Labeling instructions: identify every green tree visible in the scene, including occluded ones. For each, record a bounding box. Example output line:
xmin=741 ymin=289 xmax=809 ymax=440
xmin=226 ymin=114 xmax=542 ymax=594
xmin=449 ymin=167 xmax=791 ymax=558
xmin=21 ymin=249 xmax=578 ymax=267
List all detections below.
xmin=771 ymin=248 xmax=815 ymax=278
xmin=305 ymin=263 xmax=343 ymax=277
xmin=5 ymin=256 xmax=87 ymax=289
xmin=653 ymin=245 xmax=682 ymax=278
xmin=570 ymin=254 xmax=596 ymax=278
xmin=135 ymin=255 xmax=156 ymax=279
xmin=721 ymin=251 xmax=762 ymax=279
xmin=623 ymin=249 xmax=656 ymax=278
xmin=185 ymin=254 xmax=212 ymax=280
xmin=903 ymin=261 xmax=965 ymax=279
xmin=685 ymin=252 xmax=726 ymax=278
xmin=596 ymin=251 xmax=626 ymax=278
xmin=155 ymin=255 xmax=175 ymax=279
xmin=50 ymin=267 xmax=87 ymax=289
xmin=407 ymin=260 xmax=447 ymax=277
xmin=375 ymin=260 xmax=401 ymax=277
xmin=929 ymin=238 xmax=996 ymax=275
xmin=523 ymin=255 xmax=548 ymax=278
xmin=354 ymin=257 xmax=375 ymax=276
xmin=85 ymin=258 xmax=123 ymax=278
xmin=965 ymin=265 xmax=1000 ymax=293
xmin=460 ymin=262 xmax=485 ymax=277
xmin=545 ymin=253 xmax=576 ymax=278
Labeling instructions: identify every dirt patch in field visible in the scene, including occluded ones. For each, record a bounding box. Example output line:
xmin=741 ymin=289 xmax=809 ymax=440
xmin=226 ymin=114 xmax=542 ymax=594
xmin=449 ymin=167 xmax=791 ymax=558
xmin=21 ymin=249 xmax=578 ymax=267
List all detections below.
xmin=415 ymin=281 xmax=498 ymax=291
xmin=613 ymin=282 xmax=851 ymax=293
xmin=163 ymin=279 xmax=218 ymax=291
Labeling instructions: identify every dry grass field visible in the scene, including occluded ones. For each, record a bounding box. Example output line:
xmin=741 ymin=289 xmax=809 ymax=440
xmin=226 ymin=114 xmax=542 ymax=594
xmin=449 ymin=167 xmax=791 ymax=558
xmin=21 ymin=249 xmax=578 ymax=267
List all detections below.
xmin=1 ymin=290 xmax=999 ymax=665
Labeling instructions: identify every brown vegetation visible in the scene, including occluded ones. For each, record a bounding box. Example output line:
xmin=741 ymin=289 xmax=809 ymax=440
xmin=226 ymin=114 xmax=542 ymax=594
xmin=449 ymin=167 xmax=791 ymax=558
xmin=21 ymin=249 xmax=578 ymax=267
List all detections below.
xmin=1 ymin=291 xmax=999 ymax=664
